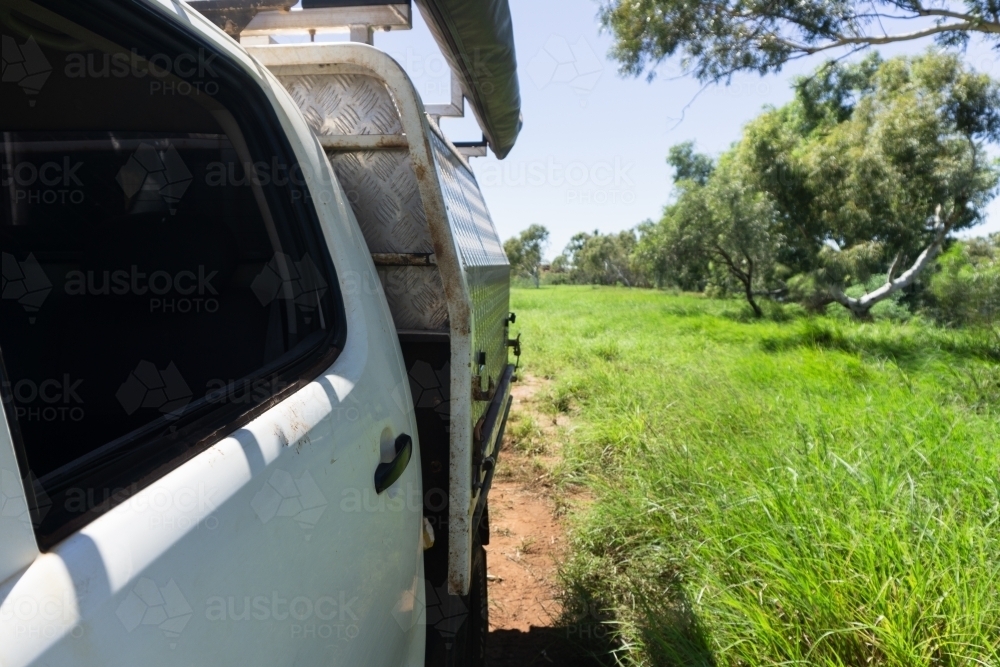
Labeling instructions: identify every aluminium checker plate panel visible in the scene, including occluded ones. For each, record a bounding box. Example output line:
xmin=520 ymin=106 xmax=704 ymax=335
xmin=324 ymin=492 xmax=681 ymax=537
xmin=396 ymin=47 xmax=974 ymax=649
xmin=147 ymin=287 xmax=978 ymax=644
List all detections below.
xmin=272 ymin=70 xmax=510 ymax=400
xmin=276 ymin=72 xmax=449 ymax=331
xmin=427 ymin=131 xmax=509 ymax=428
xmin=280 ymin=73 xmax=403 ymax=136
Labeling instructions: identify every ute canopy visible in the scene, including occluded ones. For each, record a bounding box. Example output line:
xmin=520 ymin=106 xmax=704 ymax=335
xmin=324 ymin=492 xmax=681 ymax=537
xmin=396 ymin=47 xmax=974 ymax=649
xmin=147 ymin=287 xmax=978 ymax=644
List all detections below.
xmin=415 ymin=0 xmax=522 ymax=159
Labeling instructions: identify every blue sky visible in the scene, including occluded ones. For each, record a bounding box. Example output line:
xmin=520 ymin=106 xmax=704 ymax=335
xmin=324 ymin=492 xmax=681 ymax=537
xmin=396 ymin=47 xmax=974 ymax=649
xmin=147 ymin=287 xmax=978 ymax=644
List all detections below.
xmin=354 ymin=1 xmax=1000 ymax=259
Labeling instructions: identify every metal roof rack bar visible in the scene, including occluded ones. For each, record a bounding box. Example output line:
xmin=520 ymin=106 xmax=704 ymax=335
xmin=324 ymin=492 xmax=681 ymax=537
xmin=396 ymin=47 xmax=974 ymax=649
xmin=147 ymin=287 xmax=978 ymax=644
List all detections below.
xmin=452 ymin=135 xmax=488 ymax=158
xmin=239 ymin=4 xmax=411 ymax=42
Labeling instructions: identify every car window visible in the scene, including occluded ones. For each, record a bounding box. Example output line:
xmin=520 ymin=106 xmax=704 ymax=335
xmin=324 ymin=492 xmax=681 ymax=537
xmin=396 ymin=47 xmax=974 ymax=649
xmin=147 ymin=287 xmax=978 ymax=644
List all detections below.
xmin=0 ymin=1 xmax=344 ymax=547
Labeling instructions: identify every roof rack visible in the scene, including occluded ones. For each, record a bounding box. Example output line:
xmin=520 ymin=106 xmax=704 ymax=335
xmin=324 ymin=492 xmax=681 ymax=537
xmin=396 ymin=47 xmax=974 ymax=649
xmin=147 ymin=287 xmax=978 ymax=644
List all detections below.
xmin=187 ymin=0 xmax=410 ymax=40
xmin=187 ymin=0 xmax=520 ymax=158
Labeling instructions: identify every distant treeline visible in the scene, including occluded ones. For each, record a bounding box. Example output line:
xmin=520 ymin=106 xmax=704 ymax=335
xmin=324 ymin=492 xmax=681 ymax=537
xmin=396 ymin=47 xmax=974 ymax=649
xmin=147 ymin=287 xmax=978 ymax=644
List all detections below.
xmin=538 ymin=229 xmax=999 ymax=329
xmin=508 ymin=52 xmax=1000 ymax=328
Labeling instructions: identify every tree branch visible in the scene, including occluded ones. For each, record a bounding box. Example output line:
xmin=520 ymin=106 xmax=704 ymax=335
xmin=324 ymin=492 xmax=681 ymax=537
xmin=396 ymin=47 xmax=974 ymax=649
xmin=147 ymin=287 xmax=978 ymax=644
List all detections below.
xmin=886 ymin=250 xmax=903 ymax=282
xmin=830 ymin=205 xmax=954 ymax=317
xmin=712 ymin=244 xmax=763 ymax=316
xmin=776 ymin=20 xmax=1000 ymax=57
xmin=711 ymin=244 xmax=749 ymax=283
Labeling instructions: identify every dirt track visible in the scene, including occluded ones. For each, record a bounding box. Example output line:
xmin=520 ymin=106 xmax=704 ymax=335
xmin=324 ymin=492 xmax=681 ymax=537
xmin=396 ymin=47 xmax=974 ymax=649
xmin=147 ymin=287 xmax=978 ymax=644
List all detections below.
xmin=484 ymin=377 xmax=605 ymax=667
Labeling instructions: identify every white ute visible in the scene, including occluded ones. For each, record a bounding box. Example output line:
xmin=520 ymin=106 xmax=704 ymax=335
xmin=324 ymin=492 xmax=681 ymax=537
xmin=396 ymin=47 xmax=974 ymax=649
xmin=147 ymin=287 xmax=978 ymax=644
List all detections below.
xmin=0 ymin=0 xmax=521 ymax=665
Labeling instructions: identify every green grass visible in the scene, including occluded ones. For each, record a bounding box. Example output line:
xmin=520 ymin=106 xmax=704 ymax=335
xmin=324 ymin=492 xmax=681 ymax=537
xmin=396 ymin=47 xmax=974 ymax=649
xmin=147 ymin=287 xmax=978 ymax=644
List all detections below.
xmin=509 ymin=286 xmax=1000 ymax=667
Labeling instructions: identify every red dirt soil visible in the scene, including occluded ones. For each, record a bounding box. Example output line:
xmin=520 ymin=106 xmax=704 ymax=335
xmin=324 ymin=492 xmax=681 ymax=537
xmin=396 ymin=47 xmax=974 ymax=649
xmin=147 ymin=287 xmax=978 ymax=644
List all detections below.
xmin=484 ymin=377 xmax=603 ymax=667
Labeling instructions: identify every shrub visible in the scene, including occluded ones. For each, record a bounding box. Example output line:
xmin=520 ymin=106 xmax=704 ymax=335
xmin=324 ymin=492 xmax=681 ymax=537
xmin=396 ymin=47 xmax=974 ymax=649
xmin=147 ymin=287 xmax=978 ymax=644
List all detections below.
xmin=926 ymin=235 xmax=1000 ymax=328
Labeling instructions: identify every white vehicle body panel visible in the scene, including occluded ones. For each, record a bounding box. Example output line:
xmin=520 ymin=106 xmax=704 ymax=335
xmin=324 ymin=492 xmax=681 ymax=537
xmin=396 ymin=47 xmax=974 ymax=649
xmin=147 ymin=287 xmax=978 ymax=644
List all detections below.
xmin=0 ymin=419 xmax=37 ymax=586
xmin=0 ymin=1 xmax=425 ymax=665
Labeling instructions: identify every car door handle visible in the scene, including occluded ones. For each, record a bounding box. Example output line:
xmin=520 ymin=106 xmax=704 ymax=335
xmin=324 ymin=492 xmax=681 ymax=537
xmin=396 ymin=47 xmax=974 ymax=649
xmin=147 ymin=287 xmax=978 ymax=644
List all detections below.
xmin=374 ymin=433 xmax=412 ymax=494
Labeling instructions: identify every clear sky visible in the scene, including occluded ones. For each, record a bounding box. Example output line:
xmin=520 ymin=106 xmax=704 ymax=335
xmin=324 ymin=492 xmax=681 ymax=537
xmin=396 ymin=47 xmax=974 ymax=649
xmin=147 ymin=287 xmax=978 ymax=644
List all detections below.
xmin=321 ymin=1 xmax=999 ymax=260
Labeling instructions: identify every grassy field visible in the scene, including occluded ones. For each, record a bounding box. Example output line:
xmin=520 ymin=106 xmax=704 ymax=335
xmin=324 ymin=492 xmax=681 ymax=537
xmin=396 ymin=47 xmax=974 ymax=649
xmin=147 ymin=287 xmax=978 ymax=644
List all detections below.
xmin=509 ymin=286 xmax=1000 ymax=667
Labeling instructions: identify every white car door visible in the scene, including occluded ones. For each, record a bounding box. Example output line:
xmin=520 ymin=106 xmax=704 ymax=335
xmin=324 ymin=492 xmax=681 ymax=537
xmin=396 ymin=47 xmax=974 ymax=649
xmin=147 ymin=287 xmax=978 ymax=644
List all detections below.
xmin=0 ymin=0 xmax=424 ymax=665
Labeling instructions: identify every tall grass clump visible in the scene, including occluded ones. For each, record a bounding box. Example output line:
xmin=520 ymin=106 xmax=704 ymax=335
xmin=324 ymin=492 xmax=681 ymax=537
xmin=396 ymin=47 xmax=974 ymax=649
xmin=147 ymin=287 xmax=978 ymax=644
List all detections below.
xmin=510 ymin=286 xmax=1000 ymax=667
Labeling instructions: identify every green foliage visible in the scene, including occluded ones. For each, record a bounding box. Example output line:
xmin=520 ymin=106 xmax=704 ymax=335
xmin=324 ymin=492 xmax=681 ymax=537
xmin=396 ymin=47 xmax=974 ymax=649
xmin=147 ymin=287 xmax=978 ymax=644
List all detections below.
xmin=503 ymin=224 xmax=549 ymax=288
xmin=555 ymin=228 xmax=649 ymax=287
xmin=638 ymin=148 xmax=785 ymax=317
xmin=926 ymin=234 xmax=1000 ymax=328
xmin=511 ymin=286 xmax=1000 ymax=667
xmin=634 ymin=187 xmax=712 ymax=291
xmin=816 ymin=240 xmax=886 ymax=286
xmin=745 ymin=52 xmax=1000 ymax=293
xmin=639 ymin=52 xmax=1000 ymax=319
xmin=667 ymin=141 xmax=714 ymax=185
xmin=797 ymin=54 xmax=1000 ymax=251
xmin=505 ymin=411 xmax=546 ymax=455
xmin=599 ymin=0 xmax=1000 ymax=83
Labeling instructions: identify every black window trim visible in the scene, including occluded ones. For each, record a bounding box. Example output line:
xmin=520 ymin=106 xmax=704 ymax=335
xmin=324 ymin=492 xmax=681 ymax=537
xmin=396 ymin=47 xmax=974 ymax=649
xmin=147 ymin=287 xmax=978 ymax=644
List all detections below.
xmin=1 ymin=0 xmax=348 ymax=549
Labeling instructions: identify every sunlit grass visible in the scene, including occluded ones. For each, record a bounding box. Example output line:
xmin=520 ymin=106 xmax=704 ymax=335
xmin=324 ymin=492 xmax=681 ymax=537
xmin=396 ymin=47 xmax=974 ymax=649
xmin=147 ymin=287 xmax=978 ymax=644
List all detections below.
xmin=511 ymin=286 xmax=1000 ymax=667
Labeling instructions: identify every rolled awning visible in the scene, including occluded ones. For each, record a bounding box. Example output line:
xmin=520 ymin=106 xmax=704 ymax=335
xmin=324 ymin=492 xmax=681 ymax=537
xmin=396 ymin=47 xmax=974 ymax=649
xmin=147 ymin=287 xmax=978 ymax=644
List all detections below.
xmin=414 ymin=0 xmax=522 ymax=159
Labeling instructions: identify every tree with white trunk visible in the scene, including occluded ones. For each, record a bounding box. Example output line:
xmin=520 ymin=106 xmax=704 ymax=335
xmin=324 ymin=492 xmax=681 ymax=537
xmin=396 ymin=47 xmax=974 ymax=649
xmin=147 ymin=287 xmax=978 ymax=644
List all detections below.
xmin=740 ymin=52 xmax=1000 ymax=318
xmin=641 ymin=53 xmax=1000 ymax=319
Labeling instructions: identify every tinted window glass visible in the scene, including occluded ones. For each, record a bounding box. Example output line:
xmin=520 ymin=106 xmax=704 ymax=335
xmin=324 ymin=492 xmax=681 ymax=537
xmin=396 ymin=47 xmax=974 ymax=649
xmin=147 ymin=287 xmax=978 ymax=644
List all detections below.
xmin=0 ymin=1 xmax=343 ymax=545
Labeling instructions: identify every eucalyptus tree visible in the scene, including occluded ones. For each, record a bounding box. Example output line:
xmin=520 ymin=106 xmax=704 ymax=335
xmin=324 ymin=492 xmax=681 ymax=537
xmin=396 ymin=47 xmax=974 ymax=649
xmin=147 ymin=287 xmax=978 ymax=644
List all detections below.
xmin=739 ymin=52 xmax=1000 ymax=317
xmin=641 ymin=53 xmax=999 ymax=319
xmin=555 ymin=229 xmax=647 ymax=286
xmin=503 ymin=224 xmax=550 ymax=287
xmin=648 ymin=148 xmax=783 ymax=316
